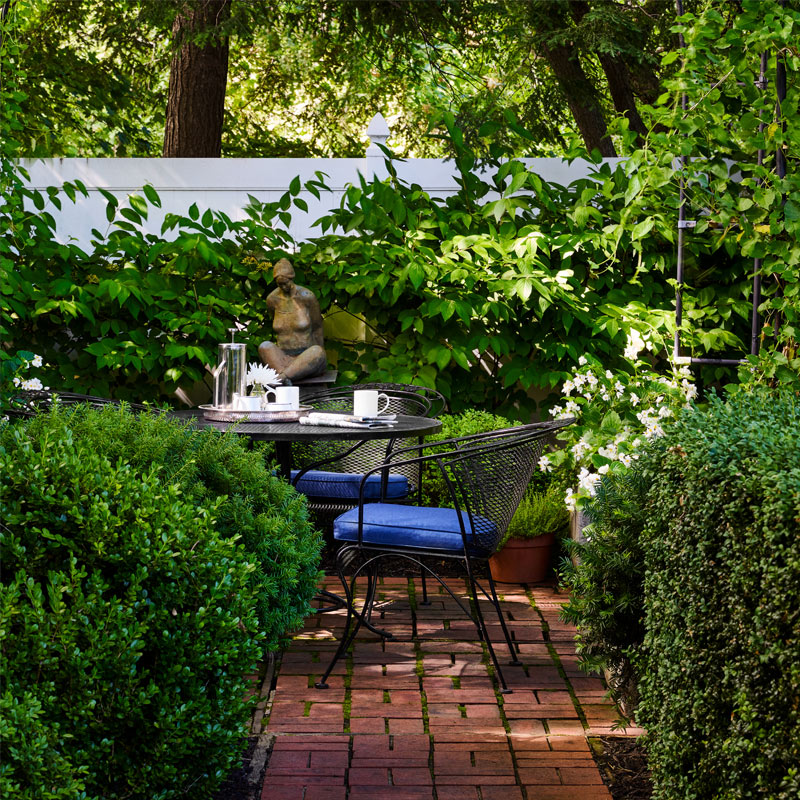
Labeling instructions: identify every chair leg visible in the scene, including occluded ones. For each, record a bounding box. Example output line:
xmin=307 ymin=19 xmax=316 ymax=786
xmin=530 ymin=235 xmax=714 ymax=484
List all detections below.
xmin=316 ymin=553 xmax=391 ymax=689
xmin=315 ymin=548 xmax=367 ymax=689
xmin=463 ymin=561 xmax=513 ymax=694
xmin=419 ymin=569 xmax=431 ymax=605
xmin=486 ymin=571 xmax=522 ymax=666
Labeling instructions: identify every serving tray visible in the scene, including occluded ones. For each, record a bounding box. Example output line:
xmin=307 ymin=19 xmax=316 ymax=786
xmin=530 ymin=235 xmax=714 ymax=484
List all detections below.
xmin=200 ymin=404 xmax=312 ymax=423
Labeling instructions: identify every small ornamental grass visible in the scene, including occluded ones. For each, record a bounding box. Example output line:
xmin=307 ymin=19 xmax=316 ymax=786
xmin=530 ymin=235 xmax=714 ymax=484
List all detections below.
xmin=0 ymin=409 xmax=263 ymax=798
xmin=498 ymin=483 xmax=569 ymax=550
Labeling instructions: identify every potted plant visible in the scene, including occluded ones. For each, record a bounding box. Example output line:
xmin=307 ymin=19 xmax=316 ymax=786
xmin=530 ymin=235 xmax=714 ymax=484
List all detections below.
xmin=489 ymin=483 xmax=570 ymax=584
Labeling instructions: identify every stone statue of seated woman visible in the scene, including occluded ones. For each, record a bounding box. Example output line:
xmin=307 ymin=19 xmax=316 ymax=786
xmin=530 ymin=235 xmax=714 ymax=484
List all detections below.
xmin=258 ymin=258 xmax=328 ymax=385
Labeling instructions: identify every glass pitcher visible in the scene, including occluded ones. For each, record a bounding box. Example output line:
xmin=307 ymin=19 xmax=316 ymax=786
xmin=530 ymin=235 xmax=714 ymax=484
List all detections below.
xmin=212 ymin=328 xmax=247 ymax=408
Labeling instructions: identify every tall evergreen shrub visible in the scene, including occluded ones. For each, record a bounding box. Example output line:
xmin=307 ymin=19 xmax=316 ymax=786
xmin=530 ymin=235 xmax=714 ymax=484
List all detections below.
xmin=0 ymin=410 xmax=264 ymax=798
xmin=560 ymin=468 xmax=650 ymax=718
xmin=637 ymin=389 xmax=800 ymax=799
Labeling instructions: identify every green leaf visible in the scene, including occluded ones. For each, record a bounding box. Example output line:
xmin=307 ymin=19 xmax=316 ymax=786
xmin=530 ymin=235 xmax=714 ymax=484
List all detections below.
xmin=435 ymin=348 xmax=451 ymax=370
xmin=631 ymin=218 xmax=654 ymax=241
xmin=188 ymin=203 xmax=199 ymax=221
xmin=142 ymin=184 xmax=162 ymax=208
xmin=127 ymin=197 xmax=147 ymax=222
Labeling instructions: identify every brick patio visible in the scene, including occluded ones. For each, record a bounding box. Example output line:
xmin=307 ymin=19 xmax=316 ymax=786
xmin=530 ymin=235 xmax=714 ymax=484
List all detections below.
xmin=258 ymin=576 xmax=644 ymax=799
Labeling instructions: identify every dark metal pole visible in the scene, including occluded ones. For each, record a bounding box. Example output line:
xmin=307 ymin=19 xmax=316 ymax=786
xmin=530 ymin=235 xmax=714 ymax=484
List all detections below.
xmin=751 ymin=52 xmax=767 ymax=356
xmin=674 ymin=0 xmax=688 ymax=361
xmin=773 ymin=0 xmax=787 ymax=340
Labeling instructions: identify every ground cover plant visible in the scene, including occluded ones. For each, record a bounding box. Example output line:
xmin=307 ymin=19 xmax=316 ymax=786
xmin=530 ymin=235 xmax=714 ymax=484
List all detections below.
xmin=0 ymin=407 xmax=265 ymax=798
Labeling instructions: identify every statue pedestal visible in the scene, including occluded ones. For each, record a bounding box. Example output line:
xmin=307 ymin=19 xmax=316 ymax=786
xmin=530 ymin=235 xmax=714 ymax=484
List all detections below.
xmin=296 ymin=370 xmax=338 ymax=400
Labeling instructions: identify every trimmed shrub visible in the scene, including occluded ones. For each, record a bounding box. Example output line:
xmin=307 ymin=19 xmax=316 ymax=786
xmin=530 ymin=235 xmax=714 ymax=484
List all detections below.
xmin=0 ymin=690 xmax=88 ymax=799
xmin=560 ymin=468 xmax=650 ymax=718
xmin=637 ymin=390 xmax=800 ymax=799
xmin=15 ymin=404 xmax=323 ymax=647
xmin=0 ymin=410 xmax=263 ymax=797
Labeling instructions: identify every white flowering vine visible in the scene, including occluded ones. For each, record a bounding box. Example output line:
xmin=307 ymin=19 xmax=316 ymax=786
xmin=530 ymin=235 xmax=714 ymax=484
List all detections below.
xmin=1 ymin=351 xmax=51 ymax=418
xmin=543 ymin=354 xmax=697 ymax=511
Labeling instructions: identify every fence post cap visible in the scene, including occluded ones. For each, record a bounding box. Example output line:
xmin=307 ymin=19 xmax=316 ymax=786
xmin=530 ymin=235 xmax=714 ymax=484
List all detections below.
xmin=366 ymin=113 xmax=391 ymax=157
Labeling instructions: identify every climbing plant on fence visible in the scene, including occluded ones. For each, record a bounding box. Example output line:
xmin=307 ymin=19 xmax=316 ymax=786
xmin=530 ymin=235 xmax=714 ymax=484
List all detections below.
xmin=3 ymin=0 xmax=781 ymax=412
xmin=626 ymin=0 xmax=800 ymax=386
xmin=295 ymin=118 xmax=751 ymax=413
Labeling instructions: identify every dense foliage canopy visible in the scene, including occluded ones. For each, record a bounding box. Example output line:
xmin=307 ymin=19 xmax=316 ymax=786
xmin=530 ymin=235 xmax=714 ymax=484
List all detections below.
xmin=4 ymin=0 xmax=681 ymax=158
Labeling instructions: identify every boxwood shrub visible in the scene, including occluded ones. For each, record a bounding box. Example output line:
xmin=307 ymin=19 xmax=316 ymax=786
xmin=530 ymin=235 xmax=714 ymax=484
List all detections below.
xmin=14 ymin=404 xmax=323 ymax=647
xmin=0 ymin=410 xmax=264 ymax=798
xmin=560 ymin=468 xmax=649 ymax=719
xmin=637 ymin=389 xmax=800 ymax=799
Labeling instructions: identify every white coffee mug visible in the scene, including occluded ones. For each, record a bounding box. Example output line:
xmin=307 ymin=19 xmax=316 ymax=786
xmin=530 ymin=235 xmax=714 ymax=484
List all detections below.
xmin=234 ymin=393 xmax=261 ymax=411
xmin=273 ymin=385 xmax=300 ymax=409
xmin=353 ymin=389 xmax=390 ymax=418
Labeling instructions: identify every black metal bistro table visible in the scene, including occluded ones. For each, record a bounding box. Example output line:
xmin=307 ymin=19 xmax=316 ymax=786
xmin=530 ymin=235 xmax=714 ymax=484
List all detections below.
xmin=174 ymin=409 xmax=442 ymax=621
xmin=174 ymin=410 xmax=442 ymax=479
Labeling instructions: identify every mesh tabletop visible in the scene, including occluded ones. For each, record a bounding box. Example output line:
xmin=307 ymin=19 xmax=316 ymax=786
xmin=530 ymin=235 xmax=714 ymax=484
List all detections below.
xmin=172 ymin=410 xmax=442 ymax=442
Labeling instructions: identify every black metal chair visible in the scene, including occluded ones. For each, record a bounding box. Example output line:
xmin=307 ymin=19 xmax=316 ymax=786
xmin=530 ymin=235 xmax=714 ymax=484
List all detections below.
xmin=291 ymin=384 xmax=446 ymax=518
xmin=4 ymin=390 xmax=158 ymax=419
xmin=314 ymin=419 xmax=572 ymax=694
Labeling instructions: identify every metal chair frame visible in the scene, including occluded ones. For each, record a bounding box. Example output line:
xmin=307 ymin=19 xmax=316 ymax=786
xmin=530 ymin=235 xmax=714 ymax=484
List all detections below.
xmin=315 ymin=419 xmax=572 ymax=694
xmin=292 ymin=384 xmax=445 ymax=514
xmin=5 ymin=390 xmax=158 ymax=419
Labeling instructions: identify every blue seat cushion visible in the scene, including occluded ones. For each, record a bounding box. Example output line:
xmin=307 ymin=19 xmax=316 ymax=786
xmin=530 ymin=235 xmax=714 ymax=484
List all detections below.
xmin=291 ymin=470 xmax=409 ymax=501
xmin=333 ymin=503 xmax=495 ymax=555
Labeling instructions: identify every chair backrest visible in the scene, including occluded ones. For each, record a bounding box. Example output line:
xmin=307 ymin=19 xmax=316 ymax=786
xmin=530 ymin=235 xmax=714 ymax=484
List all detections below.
xmin=304 ymin=384 xmax=433 ymax=418
xmin=5 ymin=390 xmax=156 ymax=420
xmin=439 ymin=423 xmax=564 ymax=555
xmin=349 ymin=382 xmax=448 ymax=419
xmin=296 ymin=386 xmax=435 ymax=482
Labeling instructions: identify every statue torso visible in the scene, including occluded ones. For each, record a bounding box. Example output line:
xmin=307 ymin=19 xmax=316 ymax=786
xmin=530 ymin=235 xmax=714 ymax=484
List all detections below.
xmin=267 ymin=285 xmax=316 ymax=351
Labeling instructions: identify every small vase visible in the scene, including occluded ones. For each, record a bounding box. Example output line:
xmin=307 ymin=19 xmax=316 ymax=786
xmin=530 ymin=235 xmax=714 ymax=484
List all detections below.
xmin=250 ymin=384 xmax=268 ymax=410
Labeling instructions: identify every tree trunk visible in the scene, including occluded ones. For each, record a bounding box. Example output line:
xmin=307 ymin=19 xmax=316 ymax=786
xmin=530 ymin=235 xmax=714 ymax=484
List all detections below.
xmin=568 ymin=0 xmax=648 ymax=145
xmin=163 ymin=0 xmax=231 ymax=157
xmin=598 ymin=54 xmax=648 ymax=142
xmin=541 ymin=40 xmax=617 ymax=157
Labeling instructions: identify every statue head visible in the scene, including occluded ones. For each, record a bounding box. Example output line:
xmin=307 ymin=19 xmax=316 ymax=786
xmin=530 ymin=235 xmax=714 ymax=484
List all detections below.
xmin=273 ymin=258 xmax=295 ymax=285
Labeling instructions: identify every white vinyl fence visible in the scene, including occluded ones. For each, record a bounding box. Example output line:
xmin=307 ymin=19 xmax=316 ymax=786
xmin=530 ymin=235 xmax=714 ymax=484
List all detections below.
xmin=21 ymin=114 xmax=622 ymax=249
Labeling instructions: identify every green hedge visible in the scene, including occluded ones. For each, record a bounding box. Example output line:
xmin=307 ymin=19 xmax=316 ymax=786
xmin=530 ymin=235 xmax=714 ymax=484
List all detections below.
xmin=560 ymin=469 xmax=649 ymax=718
xmin=17 ymin=404 xmax=322 ymax=646
xmin=2 ymin=145 xmax=752 ymax=417
xmin=0 ymin=409 xmax=264 ymax=798
xmin=637 ymin=390 xmax=800 ymax=799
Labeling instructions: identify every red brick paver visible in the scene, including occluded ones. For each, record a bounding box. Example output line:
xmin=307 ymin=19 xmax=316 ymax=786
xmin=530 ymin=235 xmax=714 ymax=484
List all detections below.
xmin=260 ymin=579 xmax=643 ymax=799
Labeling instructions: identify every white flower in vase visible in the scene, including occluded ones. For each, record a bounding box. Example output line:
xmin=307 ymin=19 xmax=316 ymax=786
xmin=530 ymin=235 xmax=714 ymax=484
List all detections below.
xmin=246 ymin=363 xmax=281 ymax=399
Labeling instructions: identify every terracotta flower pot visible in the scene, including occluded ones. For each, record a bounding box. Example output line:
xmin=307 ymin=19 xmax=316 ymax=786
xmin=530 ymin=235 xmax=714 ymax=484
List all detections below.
xmin=489 ymin=531 xmax=555 ymax=584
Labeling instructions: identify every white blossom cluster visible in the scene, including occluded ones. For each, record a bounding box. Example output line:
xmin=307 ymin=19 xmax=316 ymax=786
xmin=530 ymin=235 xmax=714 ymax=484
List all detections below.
xmin=246 ymin=363 xmax=281 ymax=390
xmin=623 ymin=329 xmax=648 ymax=361
xmin=14 ymin=376 xmax=45 ymax=391
xmin=545 ymin=350 xmax=698 ymax=513
xmin=9 ymin=354 xmax=49 ymax=392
